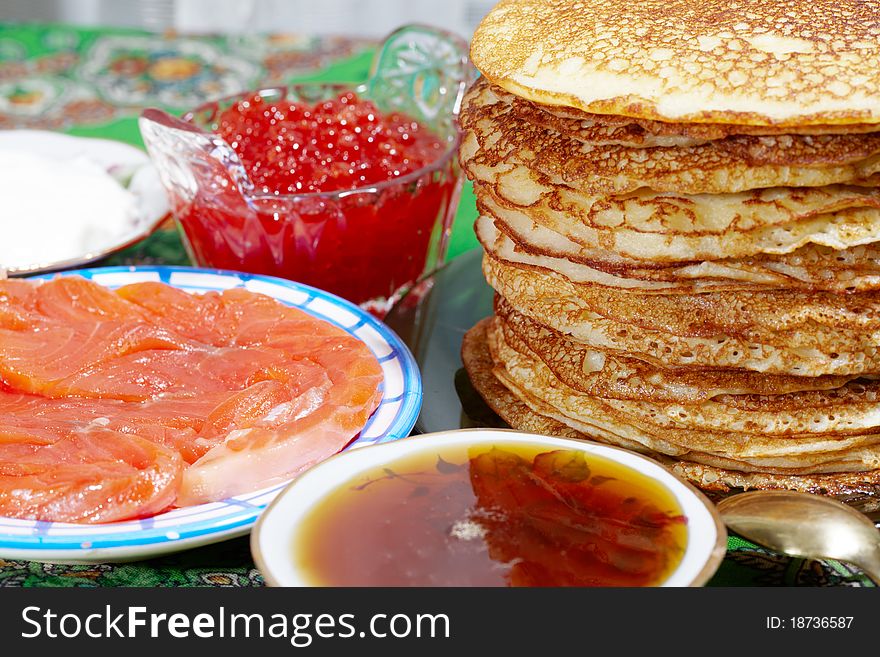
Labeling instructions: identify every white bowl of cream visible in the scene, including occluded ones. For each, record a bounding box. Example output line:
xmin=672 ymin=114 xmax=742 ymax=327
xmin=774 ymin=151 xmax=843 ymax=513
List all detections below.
xmin=0 ymin=130 xmax=169 ymax=274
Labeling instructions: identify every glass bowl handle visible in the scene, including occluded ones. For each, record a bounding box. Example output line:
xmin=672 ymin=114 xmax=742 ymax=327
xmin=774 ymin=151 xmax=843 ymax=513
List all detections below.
xmin=367 ymin=24 xmax=477 ymax=123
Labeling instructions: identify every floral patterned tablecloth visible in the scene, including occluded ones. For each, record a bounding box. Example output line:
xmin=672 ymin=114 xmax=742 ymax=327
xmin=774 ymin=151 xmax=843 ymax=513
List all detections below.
xmin=0 ymin=22 xmax=373 ymax=129
xmin=0 ymin=22 xmax=872 ymax=587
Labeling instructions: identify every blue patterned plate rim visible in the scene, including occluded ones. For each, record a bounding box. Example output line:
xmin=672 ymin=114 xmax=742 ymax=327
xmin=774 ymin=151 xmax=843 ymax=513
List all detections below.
xmin=0 ymin=265 xmax=422 ymax=557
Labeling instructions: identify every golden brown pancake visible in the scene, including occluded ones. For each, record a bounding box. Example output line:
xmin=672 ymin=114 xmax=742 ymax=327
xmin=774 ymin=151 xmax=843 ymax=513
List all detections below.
xmin=478 ymin=206 xmax=880 ymax=294
xmin=479 ymin=186 xmax=880 ymax=264
xmin=484 ymin=254 xmax=880 ymax=376
xmin=494 ymin=297 xmax=861 ymax=401
xmin=460 ymin=78 xmax=880 ymax=196
xmin=462 ymin=318 xmax=880 ymax=505
xmin=489 ymin=316 xmax=880 ymax=469
xmin=461 ymin=78 xmax=880 ymax=262
xmin=471 ymin=0 xmax=880 ymax=126
xmin=504 ymin=84 xmax=880 ymax=146
xmin=663 ymin=460 xmax=880 ymax=506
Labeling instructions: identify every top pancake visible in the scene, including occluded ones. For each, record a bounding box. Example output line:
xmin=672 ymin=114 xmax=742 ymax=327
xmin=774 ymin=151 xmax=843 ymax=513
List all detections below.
xmin=471 ymin=0 xmax=880 ymax=126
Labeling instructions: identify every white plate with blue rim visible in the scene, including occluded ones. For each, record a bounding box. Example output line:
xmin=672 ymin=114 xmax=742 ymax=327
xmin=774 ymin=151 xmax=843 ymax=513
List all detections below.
xmin=0 ymin=266 xmax=422 ymax=564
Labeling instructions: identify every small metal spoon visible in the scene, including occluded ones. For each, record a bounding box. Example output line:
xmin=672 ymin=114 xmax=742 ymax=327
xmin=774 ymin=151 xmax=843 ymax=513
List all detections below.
xmin=716 ymin=490 xmax=880 ymax=585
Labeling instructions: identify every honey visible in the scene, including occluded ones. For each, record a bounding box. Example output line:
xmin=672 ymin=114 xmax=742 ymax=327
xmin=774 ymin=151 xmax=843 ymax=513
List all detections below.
xmin=294 ymin=443 xmax=687 ymax=586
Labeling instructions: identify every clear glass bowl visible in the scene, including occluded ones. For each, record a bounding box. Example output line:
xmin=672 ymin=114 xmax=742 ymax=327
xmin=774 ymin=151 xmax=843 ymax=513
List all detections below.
xmin=139 ymin=25 xmax=473 ymax=314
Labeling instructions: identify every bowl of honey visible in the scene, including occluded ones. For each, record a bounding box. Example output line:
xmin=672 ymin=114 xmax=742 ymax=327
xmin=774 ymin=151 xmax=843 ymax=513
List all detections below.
xmin=139 ymin=25 xmax=473 ymax=315
xmin=252 ymin=429 xmax=727 ymax=587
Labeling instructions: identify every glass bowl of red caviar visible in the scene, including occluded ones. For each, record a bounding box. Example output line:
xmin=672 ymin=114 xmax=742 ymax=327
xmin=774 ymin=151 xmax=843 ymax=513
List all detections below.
xmin=139 ymin=25 xmax=473 ymax=314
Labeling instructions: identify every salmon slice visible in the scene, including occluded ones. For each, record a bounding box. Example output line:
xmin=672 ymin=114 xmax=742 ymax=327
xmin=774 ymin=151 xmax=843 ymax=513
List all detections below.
xmin=0 ymin=393 xmax=215 ymax=462
xmin=0 ymin=430 xmax=183 ymax=523
xmin=0 ymin=276 xmax=384 ymax=522
xmin=0 ymin=323 xmax=198 ymax=397
xmin=179 ymin=338 xmax=383 ymax=505
xmin=46 ymin=345 xmax=304 ymax=402
xmin=35 ymin=276 xmax=148 ymax=323
xmin=117 ymin=283 xmax=346 ymax=351
xmin=0 ymin=279 xmax=42 ymax=330
xmin=116 ymin=282 xmax=240 ymax=346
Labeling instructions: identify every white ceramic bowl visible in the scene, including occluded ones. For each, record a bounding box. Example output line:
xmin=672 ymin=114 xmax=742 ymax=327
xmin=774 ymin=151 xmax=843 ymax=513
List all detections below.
xmin=252 ymin=429 xmax=727 ymax=587
xmin=0 ymin=129 xmax=169 ymax=274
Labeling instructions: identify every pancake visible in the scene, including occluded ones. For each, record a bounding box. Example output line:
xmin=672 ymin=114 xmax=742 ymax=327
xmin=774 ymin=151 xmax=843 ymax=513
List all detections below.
xmin=491 ymin=315 xmax=880 ymax=464
xmin=479 ymin=185 xmax=880 ymax=264
xmin=494 ymin=297 xmax=860 ymax=401
xmin=460 ymin=78 xmax=880 ymax=195
xmin=470 ymin=147 xmax=880 ymax=235
xmin=478 ymin=213 xmax=880 ymax=293
xmin=487 ymin=317 xmax=880 ymax=444
xmin=489 ymin=315 xmax=880 ymax=470
xmin=664 ymin=460 xmax=880 ymax=507
xmin=463 ymin=126 xmax=880 ymax=262
xmin=484 ymin=254 xmax=880 ymax=376
xmin=462 ymin=318 xmax=880 ymax=505
xmin=504 ymin=84 xmax=880 ymax=147
xmin=470 ymin=0 xmax=880 ymax=126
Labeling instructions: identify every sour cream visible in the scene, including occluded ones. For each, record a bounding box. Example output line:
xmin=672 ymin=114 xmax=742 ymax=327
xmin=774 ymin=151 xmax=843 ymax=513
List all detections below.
xmin=0 ymin=148 xmax=140 ymax=269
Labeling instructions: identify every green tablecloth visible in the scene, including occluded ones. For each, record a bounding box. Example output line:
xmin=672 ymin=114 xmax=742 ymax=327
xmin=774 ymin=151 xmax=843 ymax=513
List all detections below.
xmin=0 ymin=22 xmax=872 ymax=588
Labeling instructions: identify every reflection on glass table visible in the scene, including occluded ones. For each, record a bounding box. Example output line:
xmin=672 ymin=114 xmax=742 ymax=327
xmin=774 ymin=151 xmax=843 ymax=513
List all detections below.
xmin=384 ymin=247 xmax=505 ymax=434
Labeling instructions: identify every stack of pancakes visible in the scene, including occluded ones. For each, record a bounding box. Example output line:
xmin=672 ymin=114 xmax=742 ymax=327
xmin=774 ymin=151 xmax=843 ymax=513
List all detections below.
xmin=460 ymin=0 xmax=880 ymax=506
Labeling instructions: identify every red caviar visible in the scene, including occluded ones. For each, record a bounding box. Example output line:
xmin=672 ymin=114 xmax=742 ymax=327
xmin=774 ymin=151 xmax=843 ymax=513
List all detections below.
xmin=217 ymin=92 xmax=446 ymax=194
xmin=174 ymin=90 xmax=459 ymax=311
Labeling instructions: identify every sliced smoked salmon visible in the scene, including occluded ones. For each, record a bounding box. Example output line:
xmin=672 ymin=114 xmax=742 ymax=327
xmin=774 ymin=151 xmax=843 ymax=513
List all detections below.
xmin=0 ymin=430 xmax=183 ymax=523
xmin=179 ymin=333 xmax=384 ymax=505
xmin=0 ymin=276 xmax=383 ymax=523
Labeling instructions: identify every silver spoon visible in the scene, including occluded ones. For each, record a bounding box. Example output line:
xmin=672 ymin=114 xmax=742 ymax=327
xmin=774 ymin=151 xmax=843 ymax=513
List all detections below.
xmin=716 ymin=490 xmax=880 ymax=585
